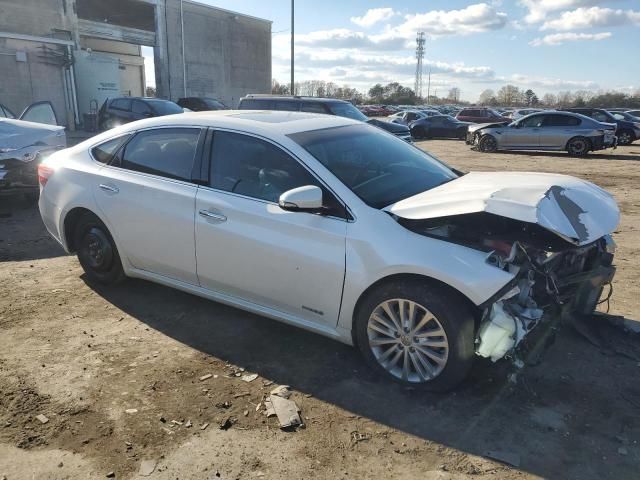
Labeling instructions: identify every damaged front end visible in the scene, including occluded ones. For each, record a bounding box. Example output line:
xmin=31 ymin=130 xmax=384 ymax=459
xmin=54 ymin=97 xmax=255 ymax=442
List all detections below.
xmin=399 ymin=212 xmax=616 ymax=362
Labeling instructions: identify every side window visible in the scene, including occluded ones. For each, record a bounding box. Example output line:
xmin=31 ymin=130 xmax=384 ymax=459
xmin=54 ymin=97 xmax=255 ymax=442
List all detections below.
xmin=240 ymin=99 xmax=274 ymax=110
xmin=545 ymin=114 xmax=581 ymax=127
xmin=91 ymin=135 xmax=131 ymax=164
xmin=274 ymin=101 xmax=300 ymax=111
xmin=521 ymin=114 xmax=544 ymax=128
xmin=301 ymin=102 xmax=327 ymax=114
xmin=132 ymin=100 xmax=152 ymax=115
xmin=117 ymin=128 xmax=200 ymax=181
xmin=210 ymin=131 xmax=345 ymax=217
xmin=111 ymin=99 xmax=131 ymax=111
xmin=405 ymin=113 xmax=418 ymax=121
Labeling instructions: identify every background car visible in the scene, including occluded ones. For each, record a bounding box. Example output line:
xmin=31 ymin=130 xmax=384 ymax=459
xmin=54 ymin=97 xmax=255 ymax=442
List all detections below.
xmin=177 ymin=97 xmax=228 ymax=111
xmin=409 ymin=115 xmax=471 ymax=140
xmin=238 ymin=95 xmax=412 ymax=142
xmin=467 ymin=111 xmax=616 ymax=155
xmin=456 ymin=107 xmax=511 ymax=124
xmin=561 ymin=108 xmax=639 ymax=145
xmin=388 ymin=110 xmax=439 ymax=125
xmin=98 ymin=97 xmax=184 ymax=130
xmin=510 ymin=108 xmax=544 ymax=120
xmin=626 ymin=110 xmax=640 ymax=118
xmin=611 ymin=111 xmax=640 ymax=122
xmin=1 ymin=101 xmax=66 ymax=199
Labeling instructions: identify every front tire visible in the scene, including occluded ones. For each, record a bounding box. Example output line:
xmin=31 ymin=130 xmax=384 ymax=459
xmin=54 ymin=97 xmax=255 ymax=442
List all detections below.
xmin=354 ymin=281 xmax=475 ymax=391
xmin=566 ymin=136 xmax=591 ymax=156
xmin=74 ymin=213 xmax=125 ymax=285
xmin=478 ymin=134 xmax=498 ymax=152
xmin=617 ymin=129 xmax=634 ymax=146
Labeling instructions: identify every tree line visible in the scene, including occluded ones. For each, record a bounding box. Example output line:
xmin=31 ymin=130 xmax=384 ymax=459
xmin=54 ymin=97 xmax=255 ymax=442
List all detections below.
xmin=478 ymin=86 xmax=640 ymax=108
xmin=272 ymin=78 xmax=640 ymax=108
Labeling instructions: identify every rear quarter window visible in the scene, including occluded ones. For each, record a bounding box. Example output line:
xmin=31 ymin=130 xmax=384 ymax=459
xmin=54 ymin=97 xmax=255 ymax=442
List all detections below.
xmin=91 ymin=135 xmax=131 ymax=164
xmin=111 ymin=99 xmax=131 ymax=111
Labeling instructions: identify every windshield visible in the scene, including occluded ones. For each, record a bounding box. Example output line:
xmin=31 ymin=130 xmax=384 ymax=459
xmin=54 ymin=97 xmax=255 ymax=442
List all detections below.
xmin=289 ymin=124 xmax=457 ymax=209
xmin=327 ymin=102 xmax=368 ymax=121
xmin=204 ymin=98 xmax=227 ymax=109
xmin=147 ymin=100 xmax=184 ymax=115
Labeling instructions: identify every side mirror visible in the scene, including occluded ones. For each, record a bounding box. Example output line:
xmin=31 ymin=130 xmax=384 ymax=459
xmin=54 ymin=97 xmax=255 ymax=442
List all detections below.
xmin=279 ymin=185 xmax=323 ymax=212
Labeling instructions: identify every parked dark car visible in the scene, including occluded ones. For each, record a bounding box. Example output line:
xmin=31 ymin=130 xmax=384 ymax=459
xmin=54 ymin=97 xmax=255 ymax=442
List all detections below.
xmin=1 ymin=101 xmax=66 ymax=199
xmin=409 ymin=115 xmax=471 ymax=140
xmin=626 ymin=110 xmax=640 ymax=118
xmin=177 ymin=97 xmax=228 ymax=111
xmin=456 ymin=107 xmax=511 ymax=124
xmin=238 ymin=95 xmax=412 ymax=142
xmin=98 ymin=97 xmax=184 ymax=130
xmin=611 ymin=111 xmax=640 ymax=122
xmin=561 ymin=108 xmax=640 ymax=145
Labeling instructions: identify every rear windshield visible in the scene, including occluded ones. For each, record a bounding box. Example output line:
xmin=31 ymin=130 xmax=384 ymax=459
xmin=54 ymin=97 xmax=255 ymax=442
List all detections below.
xmin=146 ymin=100 xmax=184 ymax=115
xmin=289 ymin=124 xmax=457 ymax=209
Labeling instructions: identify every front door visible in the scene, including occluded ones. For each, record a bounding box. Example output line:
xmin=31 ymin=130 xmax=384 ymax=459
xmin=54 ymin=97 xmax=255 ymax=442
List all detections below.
xmin=503 ymin=114 xmax=543 ymax=148
xmin=94 ymin=127 xmax=203 ymax=284
xmin=194 ymin=130 xmax=347 ymax=327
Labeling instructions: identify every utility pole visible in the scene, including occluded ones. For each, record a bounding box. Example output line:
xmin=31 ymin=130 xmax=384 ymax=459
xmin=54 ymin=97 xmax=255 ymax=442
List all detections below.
xmin=414 ymin=32 xmax=425 ymax=99
xmin=290 ymin=0 xmax=294 ymax=95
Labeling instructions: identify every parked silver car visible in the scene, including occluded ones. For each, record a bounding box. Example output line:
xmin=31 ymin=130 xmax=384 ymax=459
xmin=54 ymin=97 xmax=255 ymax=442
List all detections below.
xmin=466 ymin=111 xmax=616 ymax=156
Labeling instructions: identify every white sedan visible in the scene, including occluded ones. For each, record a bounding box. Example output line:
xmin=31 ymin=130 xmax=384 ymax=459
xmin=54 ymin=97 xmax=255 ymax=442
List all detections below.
xmin=38 ymin=111 xmax=619 ymax=390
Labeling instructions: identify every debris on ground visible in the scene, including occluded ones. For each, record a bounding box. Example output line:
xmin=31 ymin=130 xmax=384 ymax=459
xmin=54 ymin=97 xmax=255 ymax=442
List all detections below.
xmin=219 ymin=416 xmax=236 ymax=430
xmin=199 ymin=374 xmax=213 ymax=381
xmin=618 ymin=447 xmax=629 ymax=456
xmin=200 ymin=422 xmax=209 ymax=430
xmin=185 ymin=420 xmax=192 ymax=428
xmin=484 ymin=450 xmax=521 ymax=467
xmin=233 ymin=392 xmax=250 ymax=398
xmin=125 ymin=409 xmax=138 ymax=414
xmin=106 ymin=472 xmax=115 ymax=478
xmin=35 ymin=414 xmax=49 ymax=424
xmin=350 ymin=431 xmax=370 ymax=444
xmin=264 ymin=386 xmax=303 ymax=429
xmin=241 ymin=373 xmax=258 ymax=382
xmin=139 ymin=459 xmax=157 ymax=477
xmin=215 ymin=401 xmax=232 ymax=409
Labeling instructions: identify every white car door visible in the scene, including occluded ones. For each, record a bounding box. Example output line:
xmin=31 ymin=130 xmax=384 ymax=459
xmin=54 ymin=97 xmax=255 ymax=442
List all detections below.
xmin=194 ymin=130 xmax=347 ymax=327
xmin=93 ymin=127 xmax=203 ymax=284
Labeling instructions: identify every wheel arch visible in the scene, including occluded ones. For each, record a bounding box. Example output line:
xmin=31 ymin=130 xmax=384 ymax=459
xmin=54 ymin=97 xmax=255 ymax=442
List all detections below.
xmin=63 ymin=207 xmax=107 ymax=253
xmin=350 ymin=273 xmax=481 ymax=347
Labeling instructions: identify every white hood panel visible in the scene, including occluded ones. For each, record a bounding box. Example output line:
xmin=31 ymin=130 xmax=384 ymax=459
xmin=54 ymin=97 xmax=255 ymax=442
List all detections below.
xmin=384 ymin=171 xmax=619 ymax=245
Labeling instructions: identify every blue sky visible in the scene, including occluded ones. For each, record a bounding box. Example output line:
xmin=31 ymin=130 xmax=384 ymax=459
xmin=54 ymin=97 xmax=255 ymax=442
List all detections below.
xmin=144 ymin=1 xmax=640 ymax=101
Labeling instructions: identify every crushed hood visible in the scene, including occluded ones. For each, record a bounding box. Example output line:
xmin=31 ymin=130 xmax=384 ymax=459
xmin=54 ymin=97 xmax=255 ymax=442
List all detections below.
xmin=468 ymin=122 xmax=510 ymax=133
xmin=384 ymin=171 xmax=620 ymax=245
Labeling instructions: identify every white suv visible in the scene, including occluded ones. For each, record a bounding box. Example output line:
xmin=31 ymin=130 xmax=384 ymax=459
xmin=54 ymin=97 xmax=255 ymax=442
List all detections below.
xmin=39 ymin=111 xmax=619 ymax=390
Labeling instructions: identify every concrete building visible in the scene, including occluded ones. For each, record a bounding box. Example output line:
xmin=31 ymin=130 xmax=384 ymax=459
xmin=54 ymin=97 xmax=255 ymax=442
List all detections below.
xmin=0 ymin=0 xmax=272 ymax=128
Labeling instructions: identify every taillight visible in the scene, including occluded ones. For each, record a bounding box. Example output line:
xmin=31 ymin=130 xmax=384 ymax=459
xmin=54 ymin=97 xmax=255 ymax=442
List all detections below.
xmin=38 ymin=164 xmax=54 ymax=188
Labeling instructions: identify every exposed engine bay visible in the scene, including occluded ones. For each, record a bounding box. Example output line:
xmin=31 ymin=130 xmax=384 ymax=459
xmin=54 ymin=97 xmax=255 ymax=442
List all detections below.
xmin=398 ymin=212 xmax=616 ymax=361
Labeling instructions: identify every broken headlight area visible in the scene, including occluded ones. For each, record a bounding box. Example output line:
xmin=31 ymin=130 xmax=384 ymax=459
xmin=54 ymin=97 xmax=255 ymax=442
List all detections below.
xmin=399 ymin=212 xmax=616 ymax=361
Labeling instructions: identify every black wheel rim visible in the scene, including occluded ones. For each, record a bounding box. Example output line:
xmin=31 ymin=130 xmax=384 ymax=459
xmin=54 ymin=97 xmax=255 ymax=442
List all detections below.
xmin=482 ymin=137 xmax=496 ymax=151
xmin=570 ymin=140 xmax=586 ymax=154
xmin=81 ymin=227 xmax=114 ymax=271
xmin=619 ymin=132 xmax=631 ymax=144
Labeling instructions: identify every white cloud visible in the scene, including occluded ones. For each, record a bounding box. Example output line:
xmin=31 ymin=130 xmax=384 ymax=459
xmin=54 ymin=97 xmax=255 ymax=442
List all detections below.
xmin=350 ymin=8 xmax=396 ymax=28
xmin=519 ymin=0 xmax=610 ymax=24
xmin=541 ymin=7 xmax=640 ymax=31
xmin=506 ymin=74 xmax=599 ymax=90
xmin=275 ymin=29 xmax=408 ymax=51
xmin=529 ymin=31 xmax=612 ymax=46
xmin=387 ymin=3 xmax=508 ymax=38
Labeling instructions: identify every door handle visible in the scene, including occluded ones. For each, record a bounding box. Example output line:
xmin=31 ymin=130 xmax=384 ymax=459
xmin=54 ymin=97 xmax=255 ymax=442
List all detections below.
xmin=99 ymin=184 xmax=119 ymax=193
xmin=199 ymin=209 xmax=227 ymax=222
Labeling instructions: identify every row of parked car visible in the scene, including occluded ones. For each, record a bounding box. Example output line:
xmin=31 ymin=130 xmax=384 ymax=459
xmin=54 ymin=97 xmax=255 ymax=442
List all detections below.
xmin=385 ymin=105 xmax=639 ymax=155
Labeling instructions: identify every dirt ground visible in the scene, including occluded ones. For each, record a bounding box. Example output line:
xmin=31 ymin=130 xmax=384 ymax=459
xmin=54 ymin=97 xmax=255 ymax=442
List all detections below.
xmin=1 ymin=140 xmax=640 ymax=480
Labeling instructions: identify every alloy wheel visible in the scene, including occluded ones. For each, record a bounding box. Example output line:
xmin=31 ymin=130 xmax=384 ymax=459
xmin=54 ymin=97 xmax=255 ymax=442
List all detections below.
xmin=618 ymin=132 xmax=632 ymax=145
xmin=367 ymin=298 xmax=449 ymax=383
xmin=569 ymin=139 xmax=587 ymax=155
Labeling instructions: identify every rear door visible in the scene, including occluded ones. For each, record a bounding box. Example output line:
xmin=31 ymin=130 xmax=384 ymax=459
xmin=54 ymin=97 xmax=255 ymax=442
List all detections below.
xmin=539 ymin=114 xmax=581 ymax=149
xmin=94 ymin=127 xmax=204 ymax=284
xmin=109 ymin=98 xmax=133 ymax=125
xmin=131 ymin=100 xmax=153 ymax=121
xmin=194 ymin=130 xmax=347 ymax=327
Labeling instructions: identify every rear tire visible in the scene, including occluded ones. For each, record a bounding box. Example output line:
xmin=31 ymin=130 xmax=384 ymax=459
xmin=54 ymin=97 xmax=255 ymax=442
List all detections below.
xmin=478 ymin=134 xmax=498 ymax=152
xmin=74 ymin=213 xmax=125 ymax=285
xmin=566 ymin=136 xmax=591 ymax=156
xmin=354 ymin=280 xmax=475 ymax=392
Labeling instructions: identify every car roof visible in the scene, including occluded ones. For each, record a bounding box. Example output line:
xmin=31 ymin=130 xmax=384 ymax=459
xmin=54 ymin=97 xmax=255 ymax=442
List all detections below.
xmin=84 ymin=110 xmax=360 ymax=143
xmin=241 ymin=95 xmax=349 ymax=104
